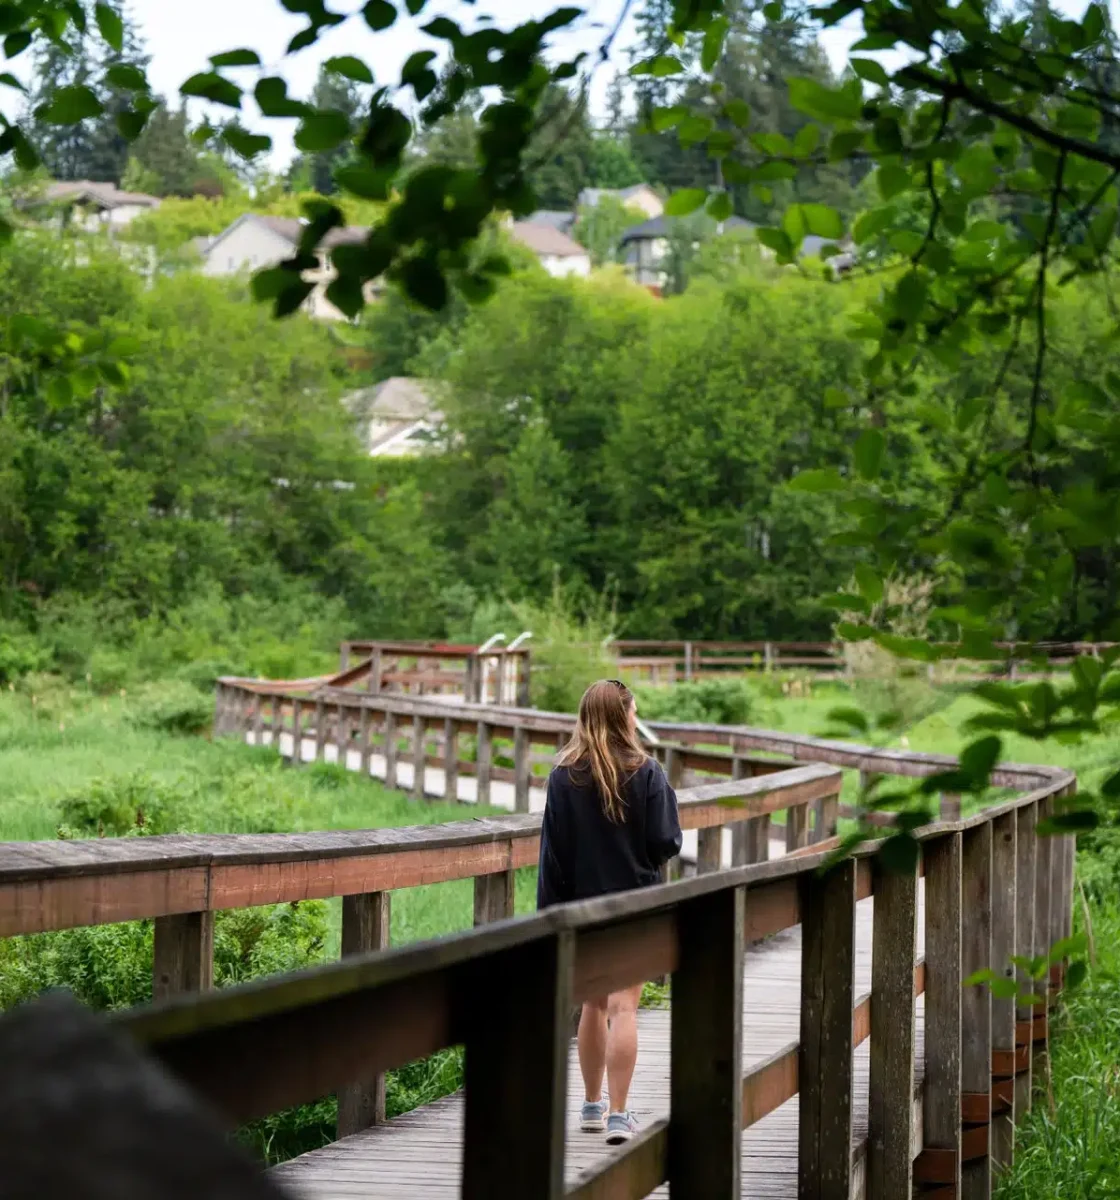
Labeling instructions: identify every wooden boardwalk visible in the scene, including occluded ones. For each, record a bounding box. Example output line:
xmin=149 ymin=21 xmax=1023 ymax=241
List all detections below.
xmin=272 ymin=889 xmax=926 ymax=1200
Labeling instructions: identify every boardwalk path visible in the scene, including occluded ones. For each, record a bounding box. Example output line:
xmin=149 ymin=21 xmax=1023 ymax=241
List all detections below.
xmin=260 ymin=727 xmax=926 ymax=1198
xmin=271 ymin=886 xmax=927 ymax=1199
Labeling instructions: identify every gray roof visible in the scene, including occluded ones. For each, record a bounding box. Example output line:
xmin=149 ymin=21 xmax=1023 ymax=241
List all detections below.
xmin=509 ymin=220 xmax=588 ymax=258
xmin=528 ymin=209 xmax=576 ymax=234
xmin=41 ymin=180 xmax=161 ymax=209
xmin=204 ymin=213 xmax=369 ymax=257
xmin=619 ymin=214 xmax=753 ymax=244
xmin=579 ymin=184 xmax=657 ymax=207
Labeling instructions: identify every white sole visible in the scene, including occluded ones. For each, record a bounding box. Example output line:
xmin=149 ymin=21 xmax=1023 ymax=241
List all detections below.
xmin=580 ymin=1119 xmax=606 ymax=1133
xmin=605 ymin=1128 xmax=635 ymax=1145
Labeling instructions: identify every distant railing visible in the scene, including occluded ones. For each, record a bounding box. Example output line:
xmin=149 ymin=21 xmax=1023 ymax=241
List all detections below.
xmin=339 ymin=639 xmax=531 ymax=705
xmin=610 ymin=637 xmax=1118 ymax=682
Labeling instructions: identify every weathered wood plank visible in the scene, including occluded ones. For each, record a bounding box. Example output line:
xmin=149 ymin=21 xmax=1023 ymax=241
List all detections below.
xmin=799 ymin=858 xmax=855 ymax=1199
xmin=989 ymin=810 xmax=1017 ymax=1169
xmin=1014 ymin=803 xmax=1036 ymax=1120
xmin=514 ymin=726 xmax=531 ymax=814
xmin=923 ymin=832 xmax=963 ymax=1191
xmin=473 ymin=870 xmax=514 ymax=926
xmin=867 ymin=857 xmax=917 ymax=1200
xmin=669 ymin=886 xmax=744 ymax=1197
xmin=961 ymin=823 xmax=993 ymax=1200
xmin=786 ymin=803 xmax=810 ymax=854
xmin=443 ymin=719 xmax=458 ymax=803
xmin=461 ymin=932 xmax=572 ymax=1200
xmin=411 ymin=716 xmax=425 ymax=801
xmin=152 ymin=911 xmax=214 ymax=1001
xmin=337 ymin=891 xmax=391 ymax=1137
xmin=696 ymin=827 xmax=722 ymax=874
xmin=476 ymin=720 xmax=493 ymax=807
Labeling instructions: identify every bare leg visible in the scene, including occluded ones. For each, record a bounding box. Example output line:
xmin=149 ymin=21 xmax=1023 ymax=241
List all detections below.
xmin=606 ymin=984 xmax=643 ymax=1113
xmin=578 ymin=997 xmax=608 ymax=1103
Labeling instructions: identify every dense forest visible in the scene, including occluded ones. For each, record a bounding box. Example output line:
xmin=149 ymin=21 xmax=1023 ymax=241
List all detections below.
xmin=3 ymin=0 xmax=1120 ymax=680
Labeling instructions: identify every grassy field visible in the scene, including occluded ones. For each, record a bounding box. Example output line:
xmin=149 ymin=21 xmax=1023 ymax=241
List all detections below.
xmin=3 ymin=670 xmax=1118 ymax=1180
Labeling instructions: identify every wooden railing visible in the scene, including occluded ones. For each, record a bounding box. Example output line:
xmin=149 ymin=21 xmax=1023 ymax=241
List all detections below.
xmin=339 ymin=639 xmax=532 ymax=705
xmin=110 ymin=769 xmax=1075 ymax=1198
xmin=610 ymin=637 xmax=1118 ymax=682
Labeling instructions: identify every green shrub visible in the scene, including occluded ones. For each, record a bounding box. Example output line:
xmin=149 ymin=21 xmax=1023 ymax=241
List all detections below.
xmin=0 ymin=624 xmax=50 ymax=684
xmin=128 ymin=681 xmax=213 ymax=736
xmin=57 ymin=773 xmax=178 ymax=838
xmin=635 ymin=678 xmax=753 ymax=726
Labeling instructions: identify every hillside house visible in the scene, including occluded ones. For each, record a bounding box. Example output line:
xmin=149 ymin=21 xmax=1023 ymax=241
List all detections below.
xmin=30 ymin=180 xmax=160 ymax=232
xmin=578 ymin=184 xmax=664 ymax=220
xmin=199 ymin=214 xmax=378 ymax=321
xmin=508 ymin=221 xmax=591 ymax=278
xmin=345 ymin=377 xmax=443 ymax=458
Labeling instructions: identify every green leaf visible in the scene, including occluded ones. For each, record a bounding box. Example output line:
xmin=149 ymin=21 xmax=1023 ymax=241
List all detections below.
xmin=850 ymin=57 xmax=890 ymax=87
xmin=1065 ymin=960 xmax=1088 ymax=988
xmin=854 ymin=564 xmax=883 ymax=604
xmin=255 ymin=77 xmax=311 ymax=118
xmin=4 ymin=30 xmax=31 ymax=58
xmin=180 ymin=72 xmax=242 ymax=108
xmin=701 ymin=16 xmax=729 ymax=71
xmin=1037 ymin=810 xmax=1100 ymax=834
xmin=756 ymin=226 xmax=794 ymax=259
xmin=400 ymin=256 xmax=448 ymax=311
xmin=295 ymin=110 xmax=351 ymax=152
xmin=824 ymin=386 xmax=848 ymax=408
xmin=222 ymin=125 xmax=271 ymax=159
xmin=894 ymin=271 xmax=928 ymax=322
xmin=989 ymin=976 xmax=1019 ymax=1000
xmin=793 ymin=123 xmax=820 ymax=156
xmin=1049 ymin=934 xmax=1087 ymax=963
xmin=723 ymin=99 xmax=750 ymax=127
xmin=325 ymin=55 xmax=374 ymax=84
xmin=707 ymin=191 xmax=733 ymax=222
xmin=878 ymin=832 xmax=920 ymax=873
xmin=95 ymin=2 xmax=123 ymax=51
xmin=788 ymin=467 xmax=845 ymax=492
xmin=821 ymin=592 xmax=869 ymax=612
xmin=854 ymin=428 xmax=884 ymax=480
xmin=401 ymin=50 xmax=437 ymax=100
xmin=0 ymin=72 xmax=25 ymax=92
xmin=787 ymin=76 xmax=862 ymax=121
xmin=664 ymin=188 xmax=706 ymax=216
xmin=630 ymin=55 xmax=684 ymax=78
xmin=405 ymin=0 xmax=424 ymax=12
xmin=105 ymin=64 xmax=147 ymax=91
xmin=962 ymin=968 xmax=996 ymax=987
xmin=650 ymin=104 xmax=687 ymax=132
xmin=116 ymin=109 xmax=150 ymax=140
xmin=363 ymin=0 xmax=396 ymax=29
xmin=800 ymin=202 xmax=843 ymax=239
xmin=836 ymin=621 xmax=876 ymax=641
xmin=1101 ymin=768 xmax=1120 ymax=798
xmin=210 ymin=48 xmax=261 ymax=67
xmin=852 ymin=205 xmax=895 ymax=244
xmin=40 ymin=85 xmax=103 ymax=124
xmin=960 ymin=736 xmax=1001 ymax=788
xmin=877 ymin=162 xmax=910 ymax=200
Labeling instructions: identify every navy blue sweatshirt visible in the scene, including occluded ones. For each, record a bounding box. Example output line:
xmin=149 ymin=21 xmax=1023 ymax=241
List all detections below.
xmin=536 ymin=757 xmax=683 ymax=909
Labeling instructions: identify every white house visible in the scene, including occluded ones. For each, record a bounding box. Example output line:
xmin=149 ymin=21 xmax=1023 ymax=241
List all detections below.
xmin=578 ymin=184 xmax=664 ymax=220
xmin=509 ymin=220 xmax=591 ymax=278
xmin=344 ymin=376 xmax=443 ymax=458
xmin=37 ymin=180 xmax=160 ymax=231
xmin=199 ymin=213 xmax=376 ymax=321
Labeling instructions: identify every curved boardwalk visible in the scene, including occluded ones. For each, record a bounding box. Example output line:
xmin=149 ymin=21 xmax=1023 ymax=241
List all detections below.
xmin=272 ymin=887 xmax=926 ymax=1200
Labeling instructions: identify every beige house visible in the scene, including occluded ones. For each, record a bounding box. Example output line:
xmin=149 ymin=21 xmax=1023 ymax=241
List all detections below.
xmin=36 ymin=180 xmax=160 ymax=231
xmin=199 ymin=214 xmax=377 ymax=321
xmin=345 ymin=377 xmax=443 ymax=457
xmin=509 ymin=220 xmax=591 ymax=278
xmin=579 ymin=184 xmax=664 ymax=220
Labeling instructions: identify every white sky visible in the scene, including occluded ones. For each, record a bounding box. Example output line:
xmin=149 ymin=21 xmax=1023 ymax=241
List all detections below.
xmin=4 ymin=0 xmax=1102 ymax=170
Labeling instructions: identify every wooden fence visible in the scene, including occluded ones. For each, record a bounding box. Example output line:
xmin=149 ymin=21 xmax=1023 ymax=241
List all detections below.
xmin=0 ymin=684 xmax=1077 ymax=1196
xmin=339 ymin=640 xmax=531 ymax=705
xmin=610 ymin=638 xmax=1118 ymax=683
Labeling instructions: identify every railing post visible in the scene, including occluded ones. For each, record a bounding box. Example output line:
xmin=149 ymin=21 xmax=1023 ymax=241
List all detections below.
xmin=383 ymin=710 xmax=398 ymax=789
xmin=1033 ymin=796 xmax=1054 ymax=1078
xmin=290 ymin=698 xmax=303 ymax=766
xmin=475 ymin=720 xmax=492 ymax=806
xmin=941 ymin=792 xmax=963 ymax=820
xmin=515 ymin=655 xmax=530 ymax=708
xmin=918 ymin=832 xmax=963 ymax=1194
xmin=669 ymin=885 xmax=744 ymax=1196
xmin=684 ymin=640 xmax=693 ymax=682
xmin=764 ymin=641 xmax=774 ymax=671
xmin=786 ymin=802 xmax=809 ymax=852
xmin=812 ymin=792 xmax=839 ymax=843
xmin=314 ymin=697 xmax=327 ymax=762
xmin=213 ymin=682 xmax=225 ymax=735
xmin=252 ymin=693 xmax=264 ymax=746
xmin=411 ymin=715 xmax=426 ymax=801
xmin=461 ymin=931 xmax=573 ymax=1200
xmin=473 ymin=870 xmax=514 ymax=925
xmin=340 ymin=641 xmax=351 ymax=672
xmin=367 ymin=646 xmax=382 ymax=694
xmin=513 ymin=726 xmax=530 ymax=814
xmin=270 ymin=695 xmax=281 ymax=748
xmin=444 ymin=718 xmax=459 ymax=803
xmin=696 ymin=824 xmax=722 ymax=873
xmin=152 ymin=912 xmax=214 ymax=1001
xmin=492 ymin=654 xmax=506 ymax=707
xmin=337 ymin=891 xmax=391 ymax=1136
xmin=1014 ymin=804 xmax=1036 ymax=1119
xmin=962 ymin=822 xmax=993 ymax=1200
xmin=799 ymin=857 xmax=856 ymax=1199
xmin=358 ymin=704 xmax=372 ymax=777
xmin=867 ymin=853 xmax=918 ymax=1200
xmin=990 ymin=811 xmax=1018 ymax=1168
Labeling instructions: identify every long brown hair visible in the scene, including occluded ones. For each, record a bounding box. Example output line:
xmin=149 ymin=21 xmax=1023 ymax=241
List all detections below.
xmin=557 ymin=679 xmax=647 ymax=822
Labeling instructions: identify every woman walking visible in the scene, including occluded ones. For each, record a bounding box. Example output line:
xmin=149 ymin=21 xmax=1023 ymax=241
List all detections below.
xmin=537 ymin=679 xmax=682 ymax=1145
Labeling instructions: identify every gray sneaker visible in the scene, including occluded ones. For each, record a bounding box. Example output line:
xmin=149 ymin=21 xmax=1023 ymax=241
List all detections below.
xmin=580 ymin=1098 xmax=608 ymax=1132
xmin=605 ymin=1111 xmax=639 ymax=1144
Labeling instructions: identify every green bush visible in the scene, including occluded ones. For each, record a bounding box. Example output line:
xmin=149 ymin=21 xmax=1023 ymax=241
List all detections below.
xmin=0 ymin=624 xmax=50 ymax=684
xmin=128 ymin=681 xmax=213 ymax=736
xmin=635 ymin=678 xmax=753 ymax=726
